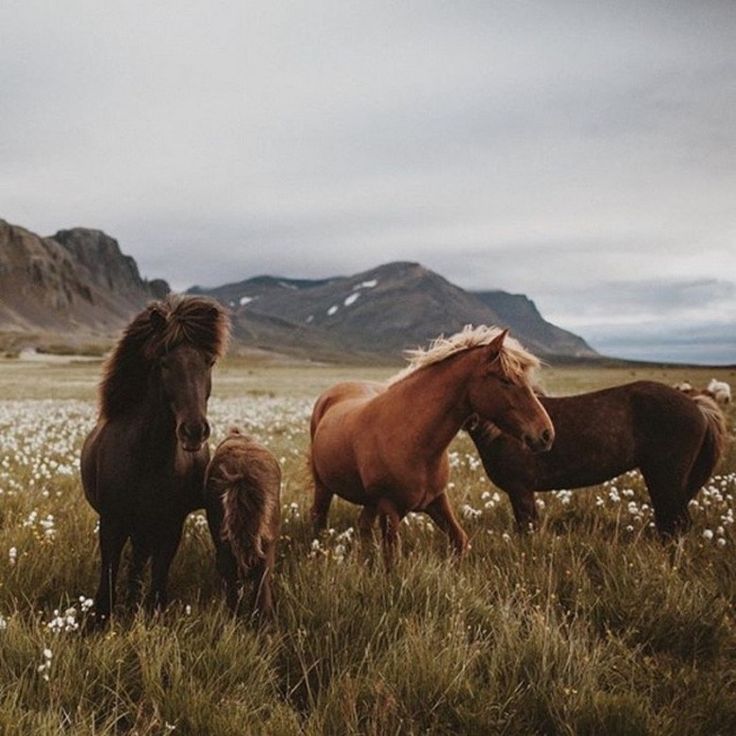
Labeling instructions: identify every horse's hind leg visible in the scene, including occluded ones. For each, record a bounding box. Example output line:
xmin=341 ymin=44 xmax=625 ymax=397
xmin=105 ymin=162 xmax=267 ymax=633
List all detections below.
xmin=311 ymin=480 xmax=333 ymax=533
xmin=377 ymin=498 xmax=404 ymax=568
xmin=206 ymin=493 xmax=241 ymax=612
xmin=357 ymin=505 xmax=378 ymax=561
xmin=214 ymin=543 xmax=240 ymax=612
xmin=93 ymin=515 xmax=128 ymax=625
xmin=425 ymin=493 xmax=469 ymax=557
xmin=641 ymin=464 xmax=692 ymax=539
xmin=507 ymin=488 xmax=538 ymax=533
xmin=250 ymin=542 xmax=276 ymax=622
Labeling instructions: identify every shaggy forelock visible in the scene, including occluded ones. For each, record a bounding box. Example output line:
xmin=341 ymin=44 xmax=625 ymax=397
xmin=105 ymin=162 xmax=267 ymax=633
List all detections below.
xmin=98 ymin=294 xmax=230 ymax=419
xmin=144 ymin=294 xmax=230 ymax=359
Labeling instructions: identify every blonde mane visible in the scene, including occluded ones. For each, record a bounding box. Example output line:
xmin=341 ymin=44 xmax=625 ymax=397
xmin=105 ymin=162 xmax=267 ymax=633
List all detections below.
xmin=388 ymin=324 xmax=540 ymax=386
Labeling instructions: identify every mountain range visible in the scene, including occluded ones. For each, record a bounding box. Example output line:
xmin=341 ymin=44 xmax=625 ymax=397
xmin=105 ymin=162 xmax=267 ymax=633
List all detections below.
xmin=0 ymin=220 xmax=167 ymax=335
xmin=0 ymin=218 xmax=596 ymax=361
xmin=189 ymin=261 xmax=595 ymax=360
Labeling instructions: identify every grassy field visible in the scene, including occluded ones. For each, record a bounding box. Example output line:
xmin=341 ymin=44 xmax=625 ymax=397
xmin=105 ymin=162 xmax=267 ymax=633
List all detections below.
xmin=0 ymin=357 xmax=734 ymax=735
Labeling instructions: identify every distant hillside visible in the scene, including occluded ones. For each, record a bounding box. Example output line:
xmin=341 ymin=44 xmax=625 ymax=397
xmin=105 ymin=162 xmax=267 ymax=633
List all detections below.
xmin=0 ymin=217 xmax=596 ymax=361
xmin=0 ymin=219 xmax=168 ymax=336
xmin=473 ymin=290 xmax=593 ymax=358
xmin=190 ymin=261 xmax=597 ymax=359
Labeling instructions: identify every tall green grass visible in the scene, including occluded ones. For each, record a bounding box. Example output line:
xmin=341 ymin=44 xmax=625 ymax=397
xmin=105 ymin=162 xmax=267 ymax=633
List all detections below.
xmin=0 ymin=363 xmax=734 ymax=735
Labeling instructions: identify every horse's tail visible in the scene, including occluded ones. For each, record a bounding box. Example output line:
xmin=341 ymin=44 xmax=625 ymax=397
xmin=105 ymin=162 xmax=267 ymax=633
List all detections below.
xmin=306 ymin=442 xmax=320 ymax=484
xmin=220 ymin=465 xmax=279 ymax=578
xmin=687 ymin=395 xmax=727 ymax=499
xmin=306 ymin=392 xmax=332 ymax=486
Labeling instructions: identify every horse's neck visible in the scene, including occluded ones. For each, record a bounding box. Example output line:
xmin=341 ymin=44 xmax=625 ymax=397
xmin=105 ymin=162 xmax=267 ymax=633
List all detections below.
xmin=470 ymin=422 xmax=504 ymax=449
xmin=387 ymin=354 xmax=474 ymax=459
xmin=139 ymin=379 xmax=177 ymax=453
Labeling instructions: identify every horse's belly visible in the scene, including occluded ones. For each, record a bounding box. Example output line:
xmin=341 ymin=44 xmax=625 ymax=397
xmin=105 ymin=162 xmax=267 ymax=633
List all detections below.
xmin=537 ymin=462 xmax=634 ymax=492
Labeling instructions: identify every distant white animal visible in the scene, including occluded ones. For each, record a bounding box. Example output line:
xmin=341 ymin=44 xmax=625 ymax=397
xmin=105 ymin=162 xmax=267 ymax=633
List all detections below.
xmin=707 ymin=378 xmax=732 ymax=405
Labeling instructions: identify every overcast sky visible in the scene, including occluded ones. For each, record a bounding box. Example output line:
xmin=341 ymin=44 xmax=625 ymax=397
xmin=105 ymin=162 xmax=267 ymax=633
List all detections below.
xmin=1 ymin=1 xmax=734 ymax=363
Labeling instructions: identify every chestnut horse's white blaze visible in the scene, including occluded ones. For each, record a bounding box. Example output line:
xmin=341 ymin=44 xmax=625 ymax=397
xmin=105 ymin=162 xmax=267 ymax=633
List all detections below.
xmin=308 ymin=325 xmax=554 ymax=565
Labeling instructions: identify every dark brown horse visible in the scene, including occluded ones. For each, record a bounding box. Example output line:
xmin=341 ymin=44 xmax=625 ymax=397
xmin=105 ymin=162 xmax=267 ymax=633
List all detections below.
xmin=309 ymin=326 xmax=554 ymax=564
xmin=467 ymin=381 xmax=726 ymax=537
xmin=205 ymin=427 xmax=281 ymax=620
xmin=81 ymin=295 xmax=230 ymax=623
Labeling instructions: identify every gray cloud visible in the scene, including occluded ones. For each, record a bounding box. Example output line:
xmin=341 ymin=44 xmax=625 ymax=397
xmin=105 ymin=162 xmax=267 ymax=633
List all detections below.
xmin=584 ymin=320 xmax=736 ymax=365
xmin=1 ymin=0 xmax=735 ymax=362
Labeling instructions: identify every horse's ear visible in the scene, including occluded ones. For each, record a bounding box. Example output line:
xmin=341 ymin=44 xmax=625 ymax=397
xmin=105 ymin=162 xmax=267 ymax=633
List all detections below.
xmin=486 ymin=329 xmax=508 ymax=361
xmin=149 ymin=305 xmax=167 ymax=332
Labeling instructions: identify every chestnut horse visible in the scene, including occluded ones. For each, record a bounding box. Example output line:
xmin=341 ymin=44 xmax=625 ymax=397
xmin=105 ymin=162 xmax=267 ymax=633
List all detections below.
xmin=466 ymin=381 xmax=726 ymax=537
xmin=308 ymin=326 xmax=554 ymax=563
xmin=205 ymin=427 xmax=281 ymax=620
xmin=81 ymin=295 xmax=229 ymax=623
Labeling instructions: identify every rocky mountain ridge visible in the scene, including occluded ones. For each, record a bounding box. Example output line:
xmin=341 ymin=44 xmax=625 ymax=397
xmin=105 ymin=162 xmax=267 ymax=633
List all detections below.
xmin=190 ymin=261 xmax=596 ymax=359
xmin=1 ymin=218 xmax=596 ymax=360
xmin=0 ymin=219 xmax=168 ymax=335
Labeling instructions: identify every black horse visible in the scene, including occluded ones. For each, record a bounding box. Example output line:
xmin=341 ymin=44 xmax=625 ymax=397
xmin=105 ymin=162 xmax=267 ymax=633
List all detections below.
xmin=81 ymin=295 xmax=229 ymax=623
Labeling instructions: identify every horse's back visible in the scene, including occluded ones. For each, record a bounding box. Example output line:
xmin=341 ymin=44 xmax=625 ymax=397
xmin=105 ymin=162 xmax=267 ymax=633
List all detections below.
xmin=543 ymin=381 xmax=705 ymax=461
xmin=310 ymin=381 xmax=384 ymax=435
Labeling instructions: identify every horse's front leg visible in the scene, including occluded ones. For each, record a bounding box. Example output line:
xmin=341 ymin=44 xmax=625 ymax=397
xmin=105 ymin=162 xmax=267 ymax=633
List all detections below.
xmin=148 ymin=521 xmax=183 ymax=613
xmin=127 ymin=530 xmax=150 ymax=609
xmin=425 ymin=493 xmax=469 ymax=557
xmin=507 ymin=488 xmax=538 ymax=533
xmin=92 ymin=515 xmax=128 ymax=625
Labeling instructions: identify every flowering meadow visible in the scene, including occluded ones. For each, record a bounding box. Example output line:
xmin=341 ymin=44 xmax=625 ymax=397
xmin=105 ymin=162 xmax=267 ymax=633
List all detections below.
xmin=0 ymin=360 xmax=735 ymax=735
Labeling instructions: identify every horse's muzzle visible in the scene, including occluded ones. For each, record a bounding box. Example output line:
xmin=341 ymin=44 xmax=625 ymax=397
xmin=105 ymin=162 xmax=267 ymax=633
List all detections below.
xmin=178 ymin=420 xmax=210 ymax=452
xmin=524 ymin=428 xmax=554 ymax=453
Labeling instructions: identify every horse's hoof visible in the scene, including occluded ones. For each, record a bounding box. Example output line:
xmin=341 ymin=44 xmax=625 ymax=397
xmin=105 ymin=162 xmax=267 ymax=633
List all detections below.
xmin=81 ymin=612 xmax=109 ymax=634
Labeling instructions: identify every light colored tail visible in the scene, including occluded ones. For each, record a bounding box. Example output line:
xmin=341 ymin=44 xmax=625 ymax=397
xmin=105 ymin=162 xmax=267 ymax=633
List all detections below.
xmin=687 ymin=395 xmax=727 ymax=498
xmin=693 ymin=395 xmax=727 ymax=460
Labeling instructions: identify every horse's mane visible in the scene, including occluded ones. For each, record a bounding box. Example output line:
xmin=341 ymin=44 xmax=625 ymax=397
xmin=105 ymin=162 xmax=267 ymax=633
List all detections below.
xmin=388 ymin=324 xmax=539 ymax=386
xmin=99 ymin=294 xmax=230 ymax=419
